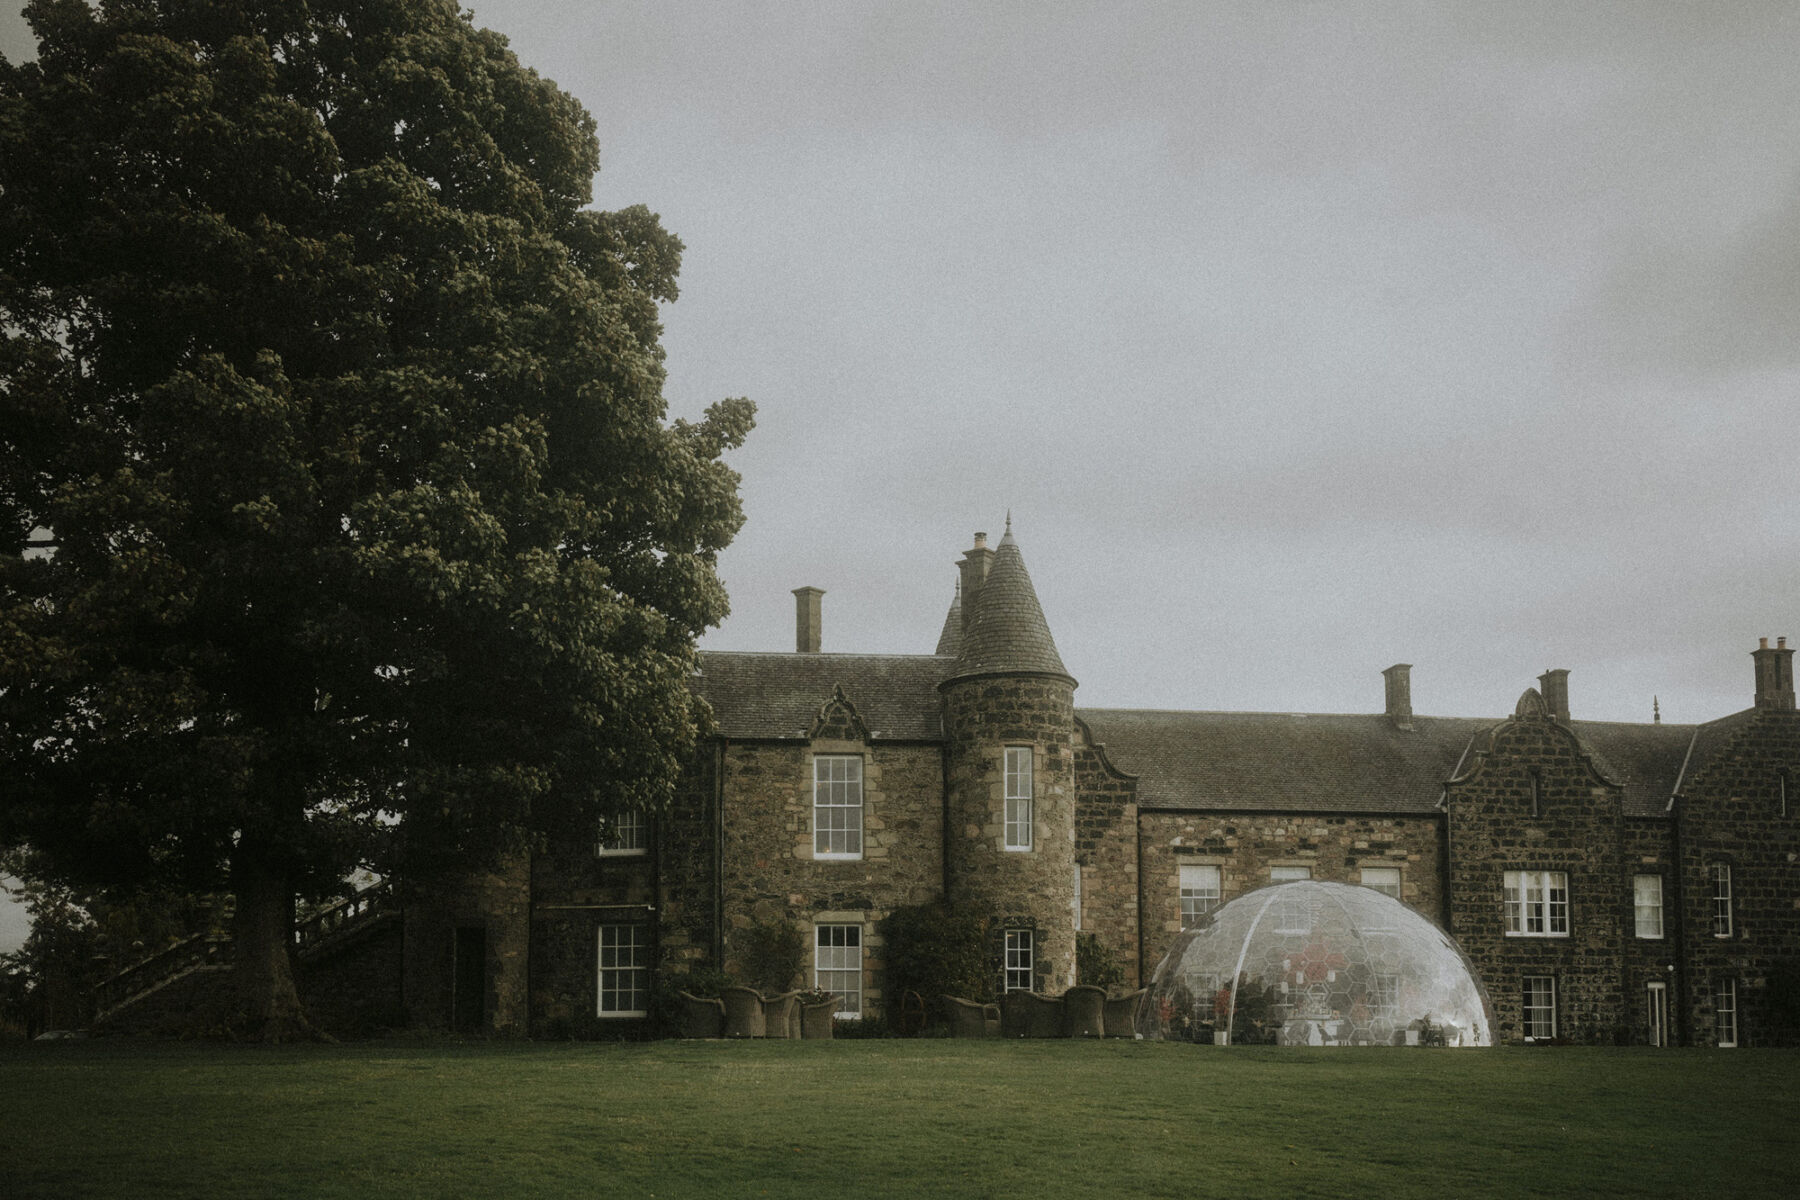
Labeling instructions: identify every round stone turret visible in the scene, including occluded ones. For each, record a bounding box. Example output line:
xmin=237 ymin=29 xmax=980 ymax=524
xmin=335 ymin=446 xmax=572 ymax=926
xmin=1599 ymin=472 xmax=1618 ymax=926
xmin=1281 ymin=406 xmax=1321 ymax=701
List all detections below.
xmin=940 ymin=521 xmax=1079 ymax=997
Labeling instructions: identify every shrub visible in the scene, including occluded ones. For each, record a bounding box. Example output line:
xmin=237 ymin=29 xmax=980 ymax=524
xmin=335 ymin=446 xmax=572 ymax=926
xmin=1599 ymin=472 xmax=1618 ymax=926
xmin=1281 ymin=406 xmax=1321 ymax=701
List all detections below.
xmin=738 ymin=922 xmax=805 ymax=993
xmin=1076 ymin=932 xmax=1126 ymax=992
xmin=649 ymin=965 xmax=736 ymax=1036
xmin=881 ymin=903 xmax=989 ymax=1012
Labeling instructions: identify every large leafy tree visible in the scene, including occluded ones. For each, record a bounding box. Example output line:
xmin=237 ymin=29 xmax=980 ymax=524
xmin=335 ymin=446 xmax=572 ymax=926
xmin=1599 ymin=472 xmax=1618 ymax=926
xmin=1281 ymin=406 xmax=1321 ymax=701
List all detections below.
xmin=0 ymin=0 xmax=751 ymax=1038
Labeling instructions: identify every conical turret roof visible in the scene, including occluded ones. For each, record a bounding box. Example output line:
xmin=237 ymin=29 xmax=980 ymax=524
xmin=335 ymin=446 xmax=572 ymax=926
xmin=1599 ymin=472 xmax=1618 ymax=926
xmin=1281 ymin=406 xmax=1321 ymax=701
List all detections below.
xmin=934 ymin=582 xmax=962 ymax=657
xmin=950 ymin=522 xmax=1074 ymax=684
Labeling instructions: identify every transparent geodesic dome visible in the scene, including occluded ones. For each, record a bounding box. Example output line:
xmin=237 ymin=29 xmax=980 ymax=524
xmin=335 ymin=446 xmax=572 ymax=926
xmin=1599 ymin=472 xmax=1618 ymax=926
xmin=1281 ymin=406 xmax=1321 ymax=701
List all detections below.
xmin=1138 ymin=881 xmax=1494 ymax=1047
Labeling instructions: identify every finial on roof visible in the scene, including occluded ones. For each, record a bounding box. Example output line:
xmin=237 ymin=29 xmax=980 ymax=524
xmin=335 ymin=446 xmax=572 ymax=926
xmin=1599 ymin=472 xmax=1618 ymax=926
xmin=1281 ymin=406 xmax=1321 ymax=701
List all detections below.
xmin=1000 ymin=511 xmax=1015 ymax=547
xmin=1653 ymin=695 xmax=1661 ymax=724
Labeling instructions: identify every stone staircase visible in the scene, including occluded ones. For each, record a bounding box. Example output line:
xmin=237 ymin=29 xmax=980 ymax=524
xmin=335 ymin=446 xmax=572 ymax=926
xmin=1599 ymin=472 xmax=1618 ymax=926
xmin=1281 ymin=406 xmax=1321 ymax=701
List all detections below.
xmin=93 ymin=879 xmax=399 ymax=1033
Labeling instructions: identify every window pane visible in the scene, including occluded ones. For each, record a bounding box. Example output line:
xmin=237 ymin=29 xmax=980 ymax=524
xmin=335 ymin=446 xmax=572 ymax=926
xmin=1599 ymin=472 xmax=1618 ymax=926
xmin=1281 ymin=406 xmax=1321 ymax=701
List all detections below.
xmin=1634 ymin=875 xmax=1663 ymax=939
xmin=814 ymin=755 xmax=864 ymax=858
xmin=1180 ymin=864 xmax=1221 ymax=929
xmin=598 ymin=925 xmax=647 ymax=1015
xmin=1523 ymin=976 xmax=1556 ymax=1040
xmin=815 ymin=924 xmax=862 ymax=1016
xmin=1004 ymin=748 xmax=1032 ymax=851
xmin=1711 ymin=865 xmax=1732 ymax=938
xmin=1361 ymin=867 xmax=1401 ymax=899
xmin=1003 ymin=929 xmax=1034 ymax=992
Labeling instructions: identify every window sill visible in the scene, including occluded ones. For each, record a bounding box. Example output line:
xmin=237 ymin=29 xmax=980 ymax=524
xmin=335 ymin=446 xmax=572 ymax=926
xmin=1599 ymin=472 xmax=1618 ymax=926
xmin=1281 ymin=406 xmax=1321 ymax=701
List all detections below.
xmin=596 ymin=1010 xmax=647 ymax=1019
xmin=1503 ymin=932 xmax=1570 ymax=938
xmin=814 ymin=853 xmax=863 ymax=862
xmin=596 ymin=849 xmax=649 ymax=858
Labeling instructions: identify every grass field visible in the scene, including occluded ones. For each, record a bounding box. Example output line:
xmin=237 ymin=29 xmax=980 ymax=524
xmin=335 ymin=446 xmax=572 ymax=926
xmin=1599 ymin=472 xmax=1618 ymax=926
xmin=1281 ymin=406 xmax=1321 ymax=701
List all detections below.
xmin=1 ymin=1038 xmax=1794 ymax=1199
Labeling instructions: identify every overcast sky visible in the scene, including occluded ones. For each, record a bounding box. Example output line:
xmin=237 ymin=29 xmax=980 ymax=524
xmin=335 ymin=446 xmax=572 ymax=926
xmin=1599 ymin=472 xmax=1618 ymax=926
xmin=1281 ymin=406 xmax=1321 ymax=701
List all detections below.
xmin=3 ymin=4 xmax=1798 ymax=757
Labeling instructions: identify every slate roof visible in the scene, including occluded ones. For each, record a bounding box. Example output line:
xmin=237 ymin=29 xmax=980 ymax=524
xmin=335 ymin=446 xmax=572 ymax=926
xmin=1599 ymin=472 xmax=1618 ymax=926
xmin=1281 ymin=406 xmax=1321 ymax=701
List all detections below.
xmin=1080 ymin=709 xmax=1487 ymax=813
xmin=693 ymin=651 xmax=950 ymax=741
xmin=1565 ymin=720 xmax=1697 ymax=816
xmin=934 ymin=586 xmax=962 ymax=658
xmin=1670 ymin=707 xmax=1758 ymax=796
xmin=951 ymin=526 xmax=1072 ymax=682
xmin=1079 ymin=708 xmax=1700 ymax=817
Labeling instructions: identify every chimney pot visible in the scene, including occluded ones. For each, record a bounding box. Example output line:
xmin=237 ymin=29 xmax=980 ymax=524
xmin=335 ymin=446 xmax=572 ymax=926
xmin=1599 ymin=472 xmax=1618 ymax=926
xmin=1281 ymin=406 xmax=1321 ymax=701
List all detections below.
xmin=957 ymin=530 xmax=996 ymax=639
xmin=792 ymin=586 xmax=824 ymax=654
xmin=1538 ymin=669 xmax=1570 ymax=723
xmin=1753 ymin=636 xmax=1796 ymax=710
xmin=1382 ymin=664 xmax=1414 ymax=730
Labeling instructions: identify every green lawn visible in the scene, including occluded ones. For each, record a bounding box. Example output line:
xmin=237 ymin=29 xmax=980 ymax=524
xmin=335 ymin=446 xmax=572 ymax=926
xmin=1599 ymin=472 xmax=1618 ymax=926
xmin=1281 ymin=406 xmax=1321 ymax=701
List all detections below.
xmin=1 ymin=1039 xmax=1792 ymax=1199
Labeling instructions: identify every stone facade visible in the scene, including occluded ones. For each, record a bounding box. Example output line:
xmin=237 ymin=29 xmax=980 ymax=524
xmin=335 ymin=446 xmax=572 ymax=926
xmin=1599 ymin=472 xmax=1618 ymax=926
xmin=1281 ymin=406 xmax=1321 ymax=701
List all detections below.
xmin=1139 ymin=810 xmax=1444 ymax=981
xmin=1674 ymin=706 xmax=1800 ymax=1046
xmin=1444 ymin=693 xmax=1628 ymax=1043
xmin=944 ymin=676 xmax=1079 ymax=994
xmin=352 ymin=526 xmax=1797 ymax=1051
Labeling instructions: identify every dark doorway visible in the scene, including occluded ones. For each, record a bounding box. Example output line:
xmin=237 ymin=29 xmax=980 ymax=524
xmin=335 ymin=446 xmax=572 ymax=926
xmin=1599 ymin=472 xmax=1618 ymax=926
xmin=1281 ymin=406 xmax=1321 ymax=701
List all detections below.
xmin=452 ymin=926 xmax=486 ymax=1031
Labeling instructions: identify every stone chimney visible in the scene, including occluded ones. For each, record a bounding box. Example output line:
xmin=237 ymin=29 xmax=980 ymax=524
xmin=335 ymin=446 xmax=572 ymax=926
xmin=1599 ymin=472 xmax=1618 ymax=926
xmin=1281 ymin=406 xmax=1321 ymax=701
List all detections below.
xmin=1382 ymin=664 xmax=1413 ymax=730
xmin=1752 ymin=636 xmax=1796 ymax=710
xmin=957 ymin=532 xmax=994 ymax=638
xmin=1538 ymin=669 xmax=1570 ymax=723
xmin=792 ymin=586 xmax=824 ymax=653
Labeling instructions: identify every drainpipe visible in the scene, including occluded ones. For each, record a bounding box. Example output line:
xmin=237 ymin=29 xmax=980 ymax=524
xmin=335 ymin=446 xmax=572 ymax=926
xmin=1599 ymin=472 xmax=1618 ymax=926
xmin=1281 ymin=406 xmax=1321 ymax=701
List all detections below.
xmin=1669 ymin=793 xmax=1687 ymax=1047
xmin=712 ymin=740 xmax=726 ymax=968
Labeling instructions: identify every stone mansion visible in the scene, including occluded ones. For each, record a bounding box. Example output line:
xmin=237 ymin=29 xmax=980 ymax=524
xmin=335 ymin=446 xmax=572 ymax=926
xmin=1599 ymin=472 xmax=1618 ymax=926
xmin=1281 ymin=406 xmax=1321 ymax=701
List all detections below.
xmin=377 ymin=522 xmax=1799 ymax=1047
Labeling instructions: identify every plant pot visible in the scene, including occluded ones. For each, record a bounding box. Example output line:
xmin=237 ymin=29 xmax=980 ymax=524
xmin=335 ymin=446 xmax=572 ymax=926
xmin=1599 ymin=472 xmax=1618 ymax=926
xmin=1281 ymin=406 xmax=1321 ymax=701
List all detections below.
xmin=677 ymin=992 xmax=724 ymax=1039
xmin=800 ymin=1000 xmax=836 ymax=1039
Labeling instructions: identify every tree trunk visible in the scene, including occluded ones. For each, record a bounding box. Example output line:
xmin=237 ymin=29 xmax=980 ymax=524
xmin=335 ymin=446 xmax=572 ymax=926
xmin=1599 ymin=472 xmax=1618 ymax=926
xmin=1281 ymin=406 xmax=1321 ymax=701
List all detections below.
xmin=230 ymin=845 xmax=319 ymax=1042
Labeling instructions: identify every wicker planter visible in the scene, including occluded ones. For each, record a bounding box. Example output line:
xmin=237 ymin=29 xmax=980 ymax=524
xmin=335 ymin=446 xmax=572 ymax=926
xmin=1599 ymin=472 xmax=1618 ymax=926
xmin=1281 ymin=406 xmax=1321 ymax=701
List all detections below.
xmin=1103 ymin=989 xmax=1146 ymax=1038
xmin=1063 ymin=985 xmax=1106 ymax=1038
xmin=761 ymin=991 xmax=799 ymax=1039
xmin=677 ymin=991 xmax=725 ymax=1039
xmin=721 ymin=986 xmax=766 ymax=1039
xmin=799 ymin=1000 xmax=837 ymax=1039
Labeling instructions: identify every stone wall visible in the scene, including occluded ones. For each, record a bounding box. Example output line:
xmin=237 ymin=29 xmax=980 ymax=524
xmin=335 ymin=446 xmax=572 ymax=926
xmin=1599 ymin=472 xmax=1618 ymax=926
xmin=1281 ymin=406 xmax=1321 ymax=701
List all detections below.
xmin=298 ymin=917 xmax=405 ymax=1037
xmin=529 ymin=821 xmax=658 ymax=1038
xmin=1444 ymin=699 xmax=1627 ymax=1044
xmin=1137 ymin=809 xmax=1443 ymax=978
xmin=1676 ymin=708 xmax=1800 ymax=1046
xmin=716 ymin=737 xmax=946 ymax=1016
xmin=1620 ymin=817 xmax=1678 ymax=1045
xmin=943 ymin=676 xmax=1079 ymax=994
xmin=1074 ymin=735 xmax=1140 ymax=988
xmin=402 ymin=849 xmax=531 ymax=1034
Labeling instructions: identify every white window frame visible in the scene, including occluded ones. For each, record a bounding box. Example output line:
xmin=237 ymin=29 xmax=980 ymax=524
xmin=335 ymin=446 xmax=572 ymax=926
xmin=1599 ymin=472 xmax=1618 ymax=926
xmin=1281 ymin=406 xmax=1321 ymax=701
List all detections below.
xmin=1715 ymin=978 xmax=1738 ymax=1048
xmin=1361 ymin=867 xmax=1401 ymax=899
xmin=1503 ymin=870 xmax=1570 ymax=937
xmin=1523 ymin=975 xmax=1556 ymax=1041
xmin=1004 ymin=747 xmax=1033 ymax=851
xmin=813 ymin=755 xmax=864 ymax=860
xmin=597 ymin=924 xmax=648 ymax=1017
xmin=1003 ymin=928 xmax=1034 ymax=992
xmin=814 ymin=924 xmax=862 ymax=1018
xmin=596 ymin=810 xmax=648 ymax=857
xmin=1646 ymin=981 xmax=1668 ymax=1048
xmin=1179 ymin=864 xmax=1222 ymax=929
xmin=1633 ymin=874 xmax=1664 ymax=939
xmin=1710 ymin=864 xmax=1732 ymax=938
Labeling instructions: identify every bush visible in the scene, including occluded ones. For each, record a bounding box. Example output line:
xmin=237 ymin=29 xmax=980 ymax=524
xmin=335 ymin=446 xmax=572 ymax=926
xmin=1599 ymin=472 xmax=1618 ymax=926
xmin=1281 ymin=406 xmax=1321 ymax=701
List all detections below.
xmin=1076 ymin=932 xmax=1125 ymax=992
xmin=833 ymin=1013 xmax=890 ymax=1038
xmin=881 ymin=903 xmax=990 ymax=1012
xmin=738 ymin=922 xmax=805 ymax=993
xmin=649 ymin=965 xmax=736 ymax=1036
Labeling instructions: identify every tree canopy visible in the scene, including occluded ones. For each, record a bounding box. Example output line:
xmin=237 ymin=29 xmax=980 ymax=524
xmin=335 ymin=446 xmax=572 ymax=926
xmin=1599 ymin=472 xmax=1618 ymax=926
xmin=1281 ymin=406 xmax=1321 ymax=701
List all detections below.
xmin=0 ymin=0 xmax=752 ymax=1035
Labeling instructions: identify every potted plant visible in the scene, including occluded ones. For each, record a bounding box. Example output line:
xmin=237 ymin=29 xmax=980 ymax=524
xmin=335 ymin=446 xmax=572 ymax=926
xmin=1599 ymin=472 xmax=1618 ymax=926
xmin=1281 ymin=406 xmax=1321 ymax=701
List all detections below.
xmin=797 ymin=988 xmax=838 ymax=1039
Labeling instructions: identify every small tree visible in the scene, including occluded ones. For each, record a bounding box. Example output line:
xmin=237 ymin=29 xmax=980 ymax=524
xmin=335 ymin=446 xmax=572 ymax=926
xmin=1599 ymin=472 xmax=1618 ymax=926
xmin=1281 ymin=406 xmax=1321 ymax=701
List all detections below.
xmin=736 ymin=921 xmax=805 ymax=993
xmin=881 ymin=903 xmax=989 ymax=1011
xmin=1075 ymin=932 xmax=1125 ymax=992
